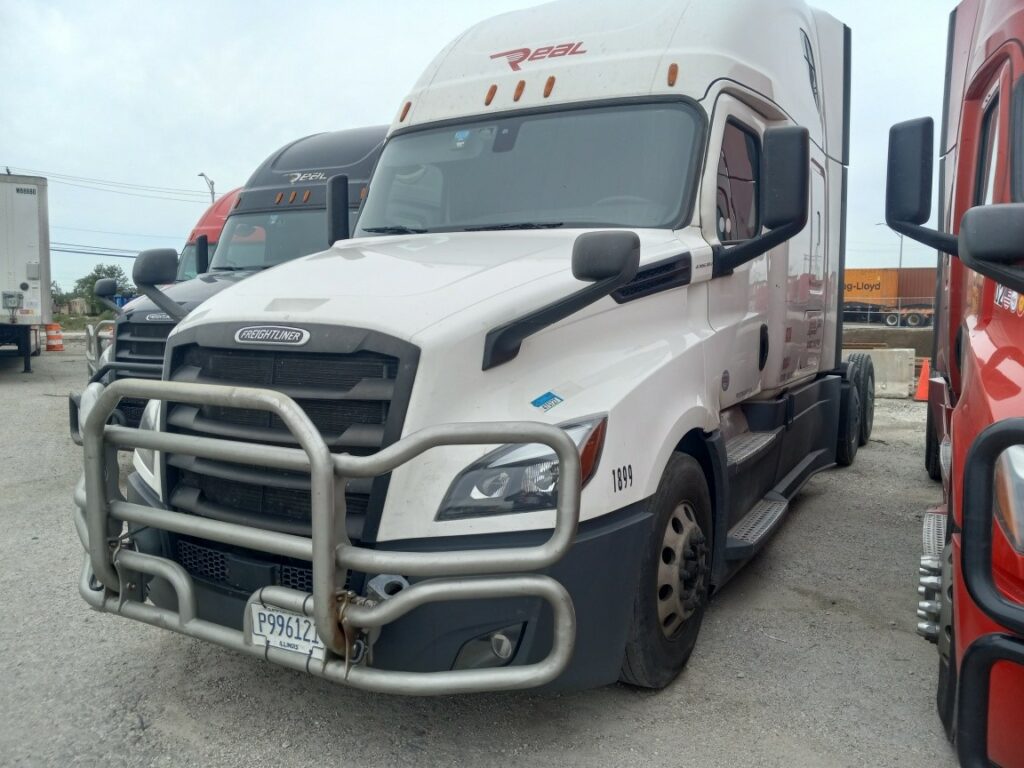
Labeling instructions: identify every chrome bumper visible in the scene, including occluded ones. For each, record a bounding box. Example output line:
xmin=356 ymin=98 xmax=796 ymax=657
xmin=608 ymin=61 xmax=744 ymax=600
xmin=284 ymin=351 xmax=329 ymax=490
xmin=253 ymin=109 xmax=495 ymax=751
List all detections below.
xmin=73 ymin=378 xmax=581 ymax=695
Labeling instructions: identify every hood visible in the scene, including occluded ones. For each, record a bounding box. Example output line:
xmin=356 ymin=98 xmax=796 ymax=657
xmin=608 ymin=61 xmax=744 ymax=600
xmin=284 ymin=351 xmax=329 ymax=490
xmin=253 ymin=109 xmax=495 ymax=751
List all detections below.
xmin=123 ymin=270 xmax=254 ymax=320
xmin=176 ymin=229 xmax=700 ymax=342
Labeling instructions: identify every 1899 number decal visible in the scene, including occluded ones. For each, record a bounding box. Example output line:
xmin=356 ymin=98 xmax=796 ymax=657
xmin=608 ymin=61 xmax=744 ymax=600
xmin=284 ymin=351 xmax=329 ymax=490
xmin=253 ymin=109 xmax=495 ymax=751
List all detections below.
xmin=612 ymin=464 xmax=633 ymax=492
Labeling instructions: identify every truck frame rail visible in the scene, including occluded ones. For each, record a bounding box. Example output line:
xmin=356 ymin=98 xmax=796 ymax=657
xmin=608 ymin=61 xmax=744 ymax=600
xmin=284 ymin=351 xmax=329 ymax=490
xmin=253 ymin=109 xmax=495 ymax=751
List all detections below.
xmin=74 ymin=378 xmax=581 ymax=695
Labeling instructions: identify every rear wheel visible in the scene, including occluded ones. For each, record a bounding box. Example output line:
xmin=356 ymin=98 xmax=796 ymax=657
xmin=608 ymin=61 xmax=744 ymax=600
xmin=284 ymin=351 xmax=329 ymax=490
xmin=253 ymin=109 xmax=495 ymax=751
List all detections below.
xmin=884 ymin=313 xmax=900 ymax=327
xmin=836 ymin=382 xmax=860 ymax=467
xmin=907 ymin=312 xmax=924 ymax=328
xmin=848 ymin=353 xmax=875 ymax=445
xmin=621 ymin=454 xmax=712 ymax=689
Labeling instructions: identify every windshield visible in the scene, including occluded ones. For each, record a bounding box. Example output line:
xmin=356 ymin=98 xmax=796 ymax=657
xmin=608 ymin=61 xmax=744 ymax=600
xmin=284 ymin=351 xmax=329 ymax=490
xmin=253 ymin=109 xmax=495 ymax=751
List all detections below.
xmin=210 ymin=207 xmax=364 ymax=271
xmin=355 ymin=102 xmax=703 ymax=235
xmin=176 ymin=241 xmax=218 ymax=281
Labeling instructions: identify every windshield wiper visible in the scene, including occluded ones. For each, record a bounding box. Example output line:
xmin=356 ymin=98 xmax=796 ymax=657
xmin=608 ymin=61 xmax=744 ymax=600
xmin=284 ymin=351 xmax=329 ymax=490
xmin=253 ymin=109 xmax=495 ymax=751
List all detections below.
xmin=462 ymin=222 xmax=565 ymax=231
xmin=361 ymin=226 xmax=428 ymax=234
xmin=210 ymin=265 xmax=248 ymax=271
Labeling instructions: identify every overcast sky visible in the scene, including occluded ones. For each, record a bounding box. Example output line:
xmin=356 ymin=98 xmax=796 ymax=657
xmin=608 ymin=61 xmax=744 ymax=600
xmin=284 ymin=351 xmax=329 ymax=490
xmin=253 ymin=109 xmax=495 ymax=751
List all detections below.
xmin=1 ymin=0 xmax=957 ymax=290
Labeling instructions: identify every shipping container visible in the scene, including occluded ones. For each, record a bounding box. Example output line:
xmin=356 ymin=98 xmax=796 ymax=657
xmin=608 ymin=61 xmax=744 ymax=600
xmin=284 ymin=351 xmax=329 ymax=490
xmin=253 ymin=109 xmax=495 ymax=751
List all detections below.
xmin=843 ymin=266 xmax=936 ymax=327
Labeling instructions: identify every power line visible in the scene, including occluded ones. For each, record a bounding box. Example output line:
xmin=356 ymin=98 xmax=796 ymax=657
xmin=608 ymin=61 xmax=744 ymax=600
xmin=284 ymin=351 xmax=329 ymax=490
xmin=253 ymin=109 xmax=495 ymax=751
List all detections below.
xmin=46 ymin=178 xmax=209 ymax=203
xmin=52 ymin=224 xmax=181 ymax=240
xmin=52 ymin=240 xmax=139 ymax=252
xmin=5 ymin=165 xmax=212 ymax=197
xmin=50 ymin=247 xmax=144 ymax=259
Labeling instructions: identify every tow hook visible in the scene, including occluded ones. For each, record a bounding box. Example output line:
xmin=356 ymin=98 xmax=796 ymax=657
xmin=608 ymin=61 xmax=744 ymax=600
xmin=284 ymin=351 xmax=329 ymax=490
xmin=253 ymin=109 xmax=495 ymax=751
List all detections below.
xmin=335 ymin=590 xmax=377 ymax=671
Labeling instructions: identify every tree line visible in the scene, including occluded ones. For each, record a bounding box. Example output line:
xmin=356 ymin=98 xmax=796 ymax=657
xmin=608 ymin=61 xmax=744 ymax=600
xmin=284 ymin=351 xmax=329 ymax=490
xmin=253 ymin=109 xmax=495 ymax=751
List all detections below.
xmin=52 ymin=264 xmax=136 ymax=316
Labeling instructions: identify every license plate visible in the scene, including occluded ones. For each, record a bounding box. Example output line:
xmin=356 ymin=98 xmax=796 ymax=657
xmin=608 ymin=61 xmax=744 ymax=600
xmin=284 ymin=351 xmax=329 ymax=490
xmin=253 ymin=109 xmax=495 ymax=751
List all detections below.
xmin=249 ymin=604 xmax=326 ymax=660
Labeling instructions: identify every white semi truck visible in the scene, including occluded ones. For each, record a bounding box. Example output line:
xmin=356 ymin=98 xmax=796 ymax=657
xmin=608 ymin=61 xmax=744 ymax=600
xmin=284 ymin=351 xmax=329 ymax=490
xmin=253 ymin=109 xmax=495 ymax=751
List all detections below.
xmin=74 ymin=0 xmax=868 ymax=693
xmin=1 ymin=174 xmax=50 ymax=372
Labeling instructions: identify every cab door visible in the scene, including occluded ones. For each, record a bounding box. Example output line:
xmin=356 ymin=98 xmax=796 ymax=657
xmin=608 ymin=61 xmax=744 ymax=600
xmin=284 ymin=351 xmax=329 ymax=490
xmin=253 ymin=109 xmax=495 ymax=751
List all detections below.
xmin=704 ymin=95 xmax=772 ymax=409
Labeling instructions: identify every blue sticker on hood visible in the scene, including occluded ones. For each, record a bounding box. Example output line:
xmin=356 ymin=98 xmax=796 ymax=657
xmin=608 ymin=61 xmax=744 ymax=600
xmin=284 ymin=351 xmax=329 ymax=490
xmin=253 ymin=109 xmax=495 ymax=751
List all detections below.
xmin=531 ymin=391 xmax=564 ymax=411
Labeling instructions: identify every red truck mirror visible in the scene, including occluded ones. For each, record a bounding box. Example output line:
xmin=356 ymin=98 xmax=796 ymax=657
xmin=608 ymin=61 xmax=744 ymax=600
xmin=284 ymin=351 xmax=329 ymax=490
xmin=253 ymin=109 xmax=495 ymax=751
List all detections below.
xmin=958 ymin=204 xmax=1024 ymax=293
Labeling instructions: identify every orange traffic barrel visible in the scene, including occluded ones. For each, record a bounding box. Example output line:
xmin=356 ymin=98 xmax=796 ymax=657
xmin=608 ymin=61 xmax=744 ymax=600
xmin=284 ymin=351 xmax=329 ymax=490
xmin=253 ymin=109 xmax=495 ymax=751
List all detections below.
xmin=45 ymin=323 xmax=64 ymax=352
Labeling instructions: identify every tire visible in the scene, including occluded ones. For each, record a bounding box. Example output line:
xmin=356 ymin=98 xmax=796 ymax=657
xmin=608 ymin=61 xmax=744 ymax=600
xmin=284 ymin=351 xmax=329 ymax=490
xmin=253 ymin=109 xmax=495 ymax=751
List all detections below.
xmin=836 ymin=382 xmax=860 ymax=466
xmin=925 ymin=406 xmax=942 ymax=481
xmin=907 ymin=312 xmax=923 ymax=328
xmin=621 ymin=453 xmax=712 ymax=689
xmin=884 ymin=313 xmax=900 ymax=327
xmin=847 ymin=353 xmax=875 ymax=445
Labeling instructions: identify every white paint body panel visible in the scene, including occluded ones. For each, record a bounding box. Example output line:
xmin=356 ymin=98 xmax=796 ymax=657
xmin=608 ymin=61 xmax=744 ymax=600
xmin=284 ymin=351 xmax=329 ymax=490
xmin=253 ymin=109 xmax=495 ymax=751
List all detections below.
xmin=167 ymin=0 xmax=850 ymax=542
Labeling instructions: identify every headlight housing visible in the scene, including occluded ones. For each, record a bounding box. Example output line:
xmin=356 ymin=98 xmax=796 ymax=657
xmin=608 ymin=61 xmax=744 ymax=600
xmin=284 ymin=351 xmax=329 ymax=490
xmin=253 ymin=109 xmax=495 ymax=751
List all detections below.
xmin=436 ymin=416 xmax=606 ymax=520
xmin=995 ymin=444 xmax=1024 ymax=553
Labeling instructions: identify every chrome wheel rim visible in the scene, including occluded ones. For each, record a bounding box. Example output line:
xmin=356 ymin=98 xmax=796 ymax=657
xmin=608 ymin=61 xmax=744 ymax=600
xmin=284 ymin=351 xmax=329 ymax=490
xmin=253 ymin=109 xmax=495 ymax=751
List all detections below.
xmin=657 ymin=501 xmax=708 ymax=638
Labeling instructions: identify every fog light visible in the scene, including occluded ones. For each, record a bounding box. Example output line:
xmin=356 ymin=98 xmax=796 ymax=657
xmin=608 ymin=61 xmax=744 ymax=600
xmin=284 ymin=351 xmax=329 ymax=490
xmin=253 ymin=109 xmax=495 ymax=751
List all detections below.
xmin=453 ymin=623 xmax=525 ymax=670
xmin=491 ymin=631 xmax=514 ymax=660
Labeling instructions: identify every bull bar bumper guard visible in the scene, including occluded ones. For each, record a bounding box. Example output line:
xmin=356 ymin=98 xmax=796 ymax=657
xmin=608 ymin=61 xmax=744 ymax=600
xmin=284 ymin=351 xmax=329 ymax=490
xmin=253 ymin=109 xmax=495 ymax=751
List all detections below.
xmin=957 ymin=418 xmax=1024 ymax=767
xmin=73 ymin=378 xmax=581 ymax=695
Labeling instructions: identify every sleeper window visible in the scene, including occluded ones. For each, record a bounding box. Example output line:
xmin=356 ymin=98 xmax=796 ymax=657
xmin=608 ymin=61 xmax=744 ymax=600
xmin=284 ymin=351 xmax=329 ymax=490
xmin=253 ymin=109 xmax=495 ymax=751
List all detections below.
xmin=716 ymin=121 xmax=761 ymax=243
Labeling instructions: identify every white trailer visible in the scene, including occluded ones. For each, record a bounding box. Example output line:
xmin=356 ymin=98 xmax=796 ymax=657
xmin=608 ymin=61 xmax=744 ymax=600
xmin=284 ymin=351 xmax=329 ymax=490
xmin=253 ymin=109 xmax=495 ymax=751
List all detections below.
xmin=0 ymin=174 xmax=50 ymax=372
xmin=74 ymin=0 xmax=871 ymax=693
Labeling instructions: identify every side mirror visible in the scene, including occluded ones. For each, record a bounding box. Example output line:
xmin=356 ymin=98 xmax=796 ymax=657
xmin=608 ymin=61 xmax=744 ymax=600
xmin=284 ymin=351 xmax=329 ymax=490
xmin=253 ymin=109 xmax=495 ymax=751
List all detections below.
xmin=958 ymin=204 xmax=1024 ymax=292
xmin=133 ymin=248 xmax=186 ymax=320
xmin=571 ymin=230 xmax=641 ymax=282
xmin=94 ymin=278 xmax=117 ymax=298
xmin=93 ymin=277 xmax=121 ymax=314
xmin=326 ymin=174 xmax=350 ymax=245
xmin=885 ymin=117 xmax=958 ymax=254
xmin=713 ymin=125 xmax=809 ymax=276
xmin=194 ymin=234 xmax=210 ymax=275
xmin=481 ymin=230 xmax=641 ymax=370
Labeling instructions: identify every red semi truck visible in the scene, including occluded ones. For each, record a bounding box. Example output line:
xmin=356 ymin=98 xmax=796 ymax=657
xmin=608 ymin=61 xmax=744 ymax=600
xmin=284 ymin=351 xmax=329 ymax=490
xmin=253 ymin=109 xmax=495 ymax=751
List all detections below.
xmin=886 ymin=0 xmax=1024 ymax=765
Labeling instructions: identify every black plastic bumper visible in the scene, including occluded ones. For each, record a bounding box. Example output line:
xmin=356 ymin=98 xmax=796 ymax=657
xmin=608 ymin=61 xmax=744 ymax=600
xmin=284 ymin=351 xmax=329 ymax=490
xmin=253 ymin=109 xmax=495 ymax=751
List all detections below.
xmin=127 ymin=472 xmax=653 ymax=690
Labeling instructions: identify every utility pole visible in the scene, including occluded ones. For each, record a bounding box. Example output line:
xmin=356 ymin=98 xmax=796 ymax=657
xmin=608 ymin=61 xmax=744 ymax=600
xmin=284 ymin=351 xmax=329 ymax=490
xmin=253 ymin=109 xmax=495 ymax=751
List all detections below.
xmin=197 ymin=172 xmax=215 ymax=203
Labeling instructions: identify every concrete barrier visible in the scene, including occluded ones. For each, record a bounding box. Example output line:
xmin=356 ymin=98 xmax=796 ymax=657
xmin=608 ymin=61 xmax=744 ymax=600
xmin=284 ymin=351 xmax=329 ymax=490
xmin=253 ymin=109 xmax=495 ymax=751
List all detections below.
xmin=843 ymin=348 xmax=915 ymax=399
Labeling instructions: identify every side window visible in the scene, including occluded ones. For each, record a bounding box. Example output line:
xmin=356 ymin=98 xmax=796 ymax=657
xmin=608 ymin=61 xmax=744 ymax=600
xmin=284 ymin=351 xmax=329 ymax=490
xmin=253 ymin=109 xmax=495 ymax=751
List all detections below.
xmin=800 ymin=30 xmax=821 ymax=113
xmin=976 ymin=98 xmax=999 ymax=205
xmin=716 ymin=121 xmax=761 ymax=243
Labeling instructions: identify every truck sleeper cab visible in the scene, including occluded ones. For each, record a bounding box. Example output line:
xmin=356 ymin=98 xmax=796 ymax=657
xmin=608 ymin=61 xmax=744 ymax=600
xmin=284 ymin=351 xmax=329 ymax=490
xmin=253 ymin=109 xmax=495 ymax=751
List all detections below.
xmin=74 ymin=0 xmax=866 ymax=693
xmin=886 ymin=1 xmax=1024 ymax=764
xmin=86 ymin=126 xmax=385 ymax=428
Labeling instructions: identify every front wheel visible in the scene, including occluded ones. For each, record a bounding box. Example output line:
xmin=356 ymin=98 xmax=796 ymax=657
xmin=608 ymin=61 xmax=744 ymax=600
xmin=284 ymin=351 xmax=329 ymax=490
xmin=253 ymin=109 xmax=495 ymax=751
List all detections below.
xmin=620 ymin=453 xmax=712 ymax=689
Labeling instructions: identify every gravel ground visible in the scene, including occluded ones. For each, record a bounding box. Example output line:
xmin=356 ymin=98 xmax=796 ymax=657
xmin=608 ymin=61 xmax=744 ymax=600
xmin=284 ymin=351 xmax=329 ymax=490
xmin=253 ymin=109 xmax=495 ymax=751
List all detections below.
xmin=0 ymin=341 xmax=956 ymax=768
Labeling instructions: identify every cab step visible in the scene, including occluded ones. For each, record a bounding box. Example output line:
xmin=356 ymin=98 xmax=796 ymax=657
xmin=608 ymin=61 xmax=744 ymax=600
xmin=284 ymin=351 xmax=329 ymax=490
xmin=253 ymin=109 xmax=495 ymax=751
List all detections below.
xmin=725 ymin=428 xmax=782 ymax=467
xmin=725 ymin=493 xmax=789 ymax=561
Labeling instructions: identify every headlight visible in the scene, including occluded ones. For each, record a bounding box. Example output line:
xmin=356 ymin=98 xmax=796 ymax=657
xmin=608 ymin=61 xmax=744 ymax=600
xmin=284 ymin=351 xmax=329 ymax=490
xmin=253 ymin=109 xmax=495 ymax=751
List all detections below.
xmin=436 ymin=416 xmax=606 ymax=521
xmin=134 ymin=399 xmax=162 ymax=475
xmin=995 ymin=444 xmax=1024 ymax=552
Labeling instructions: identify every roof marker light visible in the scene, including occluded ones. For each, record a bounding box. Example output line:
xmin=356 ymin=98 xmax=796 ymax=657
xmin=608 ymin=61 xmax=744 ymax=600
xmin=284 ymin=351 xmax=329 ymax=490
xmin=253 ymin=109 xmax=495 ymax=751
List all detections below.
xmin=399 ymin=101 xmax=411 ymax=122
xmin=668 ymin=63 xmax=678 ymax=87
xmin=274 ymin=192 xmax=284 ymax=205
xmin=288 ymin=191 xmax=297 ymax=204
xmin=544 ymin=76 xmax=556 ymax=98
xmin=485 ymin=84 xmax=497 ymax=106
xmin=514 ymin=80 xmax=525 ymax=102
xmin=233 ymin=195 xmax=242 ymax=209
xmin=302 ymin=190 xmax=311 ymax=203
